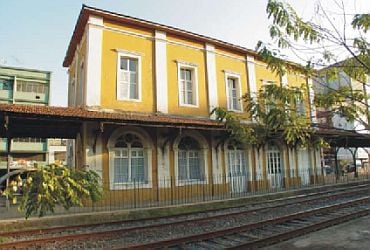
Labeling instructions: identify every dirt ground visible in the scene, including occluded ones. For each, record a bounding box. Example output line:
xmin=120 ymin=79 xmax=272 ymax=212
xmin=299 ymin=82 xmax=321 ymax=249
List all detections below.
xmin=263 ymin=215 xmax=370 ymax=250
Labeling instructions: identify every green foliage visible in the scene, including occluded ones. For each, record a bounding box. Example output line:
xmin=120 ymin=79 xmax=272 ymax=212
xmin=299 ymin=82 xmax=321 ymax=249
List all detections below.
xmin=213 ymin=84 xmax=315 ymax=149
xmin=18 ymin=164 xmax=102 ymax=218
xmin=212 ymin=107 xmax=261 ymax=147
xmin=261 ymin=0 xmax=370 ymax=132
xmin=315 ymin=86 xmax=367 ymax=126
xmin=266 ymin=0 xmax=320 ymax=44
xmin=352 ymin=14 xmax=370 ymax=33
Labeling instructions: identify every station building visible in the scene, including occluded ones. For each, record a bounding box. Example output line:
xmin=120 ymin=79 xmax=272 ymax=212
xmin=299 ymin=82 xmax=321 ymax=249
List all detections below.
xmin=62 ymin=5 xmax=322 ymax=205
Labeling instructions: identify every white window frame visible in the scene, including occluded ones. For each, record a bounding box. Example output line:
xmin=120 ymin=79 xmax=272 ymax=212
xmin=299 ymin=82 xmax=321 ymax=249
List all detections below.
xmin=224 ymin=71 xmax=243 ymax=112
xmin=173 ymin=132 xmax=208 ymax=186
xmin=267 ymin=144 xmax=282 ymax=175
xmin=108 ymin=127 xmax=152 ymax=190
xmin=116 ymin=50 xmax=142 ymax=102
xmin=177 ymin=61 xmax=199 ymax=107
xmin=113 ymin=145 xmax=145 ymax=184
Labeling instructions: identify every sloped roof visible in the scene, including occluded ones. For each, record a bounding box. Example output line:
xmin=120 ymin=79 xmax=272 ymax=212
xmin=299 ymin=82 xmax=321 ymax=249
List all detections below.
xmin=0 ymin=104 xmax=223 ymax=129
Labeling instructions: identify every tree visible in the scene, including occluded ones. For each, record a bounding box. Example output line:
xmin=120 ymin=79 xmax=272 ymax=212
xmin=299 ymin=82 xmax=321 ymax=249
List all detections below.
xmin=258 ymin=0 xmax=370 ymax=130
xmin=213 ymin=0 xmax=369 ymax=171
xmin=212 ymin=83 xmax=325 ymax=150
xmin=2 ymin=164 xmax=102 ymax=218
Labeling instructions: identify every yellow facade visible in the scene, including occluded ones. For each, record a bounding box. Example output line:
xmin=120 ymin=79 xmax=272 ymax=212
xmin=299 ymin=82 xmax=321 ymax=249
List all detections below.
xmin=64 ymin=6 xmax=324 ymax=208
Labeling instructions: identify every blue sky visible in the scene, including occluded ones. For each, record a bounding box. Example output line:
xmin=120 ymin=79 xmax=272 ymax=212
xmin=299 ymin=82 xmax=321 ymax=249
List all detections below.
xmin=0 ymin=0 xmax=369 ymax=106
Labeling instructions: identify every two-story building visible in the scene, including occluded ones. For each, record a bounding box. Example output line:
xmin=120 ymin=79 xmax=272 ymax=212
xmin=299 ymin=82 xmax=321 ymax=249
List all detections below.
xmin=63 ymin=5 xmax=322 ymax=205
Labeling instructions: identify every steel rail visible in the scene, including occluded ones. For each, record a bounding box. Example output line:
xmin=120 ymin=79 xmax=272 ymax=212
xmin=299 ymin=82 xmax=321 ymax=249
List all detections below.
xmin=1 ymin=181 xmax=368 ymax=240
xmin=0 ymin=183 xmax=369 ymax=249
xmin=121 ymin=197 xmax=370 ymax=249
xmin=227 ymin=208 xmax=370 ymax=249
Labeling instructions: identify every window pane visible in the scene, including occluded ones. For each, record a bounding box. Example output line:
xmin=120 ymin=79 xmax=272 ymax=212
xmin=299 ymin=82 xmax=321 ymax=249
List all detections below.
xmin=186 ymin=81 xmax=192 ymax=92
xmin=130 ymin=72 xmax=137 ymax=84
xmin=178 ymin=151 xmax=187 ymax=180
xmin=187 ymin=91 xmax=193 ymax=104
xmin=0 ymin=80 xmax=12 ymax=90
xmin=121 ymin=58 xmax=128 ymax=70
xmin=180 ymin=69 xmax=185 ymax=80
xmin=26 ymin=84 xmax=32 ymax=92
xmin=189 ymin=151 xmax=201 ymax=180
xmin=129 ymin=59 xmax=137 ymax=72
xmin=130 ymin=82 xmax=137 ymax=99
xmin=185 ymin=69 xmax=191 ymax=80
xmin=131 ymin=156 xmax=145 ymax=182
xmin=114 ymin=158 xmax=129 ymax=183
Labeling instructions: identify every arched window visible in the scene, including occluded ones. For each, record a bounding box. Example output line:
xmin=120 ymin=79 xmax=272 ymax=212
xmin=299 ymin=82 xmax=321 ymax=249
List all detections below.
xmin=113 ymin=133 xmax=146 ymax=184
xmin=178 ymin=136 xmax=204 ymax=181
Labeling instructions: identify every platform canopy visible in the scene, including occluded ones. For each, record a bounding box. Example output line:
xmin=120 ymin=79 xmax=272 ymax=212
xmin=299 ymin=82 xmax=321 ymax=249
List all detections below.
xmin=0 ymin=104 xmax=224 ymax=139
xmin=0 ymin=104 xmax=369 ymax=148
xmin=316 ymin=127 xmax=370 ymax=148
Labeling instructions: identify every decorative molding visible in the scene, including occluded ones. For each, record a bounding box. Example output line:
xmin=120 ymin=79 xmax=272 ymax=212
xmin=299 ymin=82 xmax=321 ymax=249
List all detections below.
xmin=175 ymin=60 xmax=198 ymax=67
xmin=114 ymin=48 xmax=143 ymax=56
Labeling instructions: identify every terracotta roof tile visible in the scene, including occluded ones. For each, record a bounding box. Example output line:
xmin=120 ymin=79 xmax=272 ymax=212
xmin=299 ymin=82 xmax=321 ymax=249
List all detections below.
xmin=0 ymin=104 xmax=224 ymax=129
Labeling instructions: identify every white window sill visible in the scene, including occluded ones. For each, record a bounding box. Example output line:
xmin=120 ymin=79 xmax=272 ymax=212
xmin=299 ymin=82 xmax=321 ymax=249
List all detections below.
xmin=117 ymin=98 xmax=142 ymax=103
xmin=227 ymin=108 xmax=243 ymax=113
xmin=179 ymin=103 xmax=199 ymax=108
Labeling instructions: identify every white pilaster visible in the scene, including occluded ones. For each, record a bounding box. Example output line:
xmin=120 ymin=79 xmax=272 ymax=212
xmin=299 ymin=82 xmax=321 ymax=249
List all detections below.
xmin=85 ymin=16 xmax=103 ymax=107
xmin=205 ymin=44 xmax=218 ymax=117
xmin=307 ymin=78 xmax=317 ymax=123
xmin=247 ymin=56 xmax=257 ymax=121
xmin=281 ymin=72 xmax=288 ymax=87
xmin=246 ymin=55 xmax=257 ymax=96
xmin=155 ymin=30 xmax=168 ymax=113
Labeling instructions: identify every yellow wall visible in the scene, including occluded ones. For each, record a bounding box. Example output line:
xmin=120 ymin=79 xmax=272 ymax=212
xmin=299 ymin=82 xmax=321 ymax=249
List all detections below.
xmin=254 ymin=60 xmax=280 ymax=91
xmin=100 ymin=20 xmax=155 ymax=112
xmin=166 ymin=35 xmax=209 ymax=116
xmin=287 ymin=72 xmax=306 ymax=88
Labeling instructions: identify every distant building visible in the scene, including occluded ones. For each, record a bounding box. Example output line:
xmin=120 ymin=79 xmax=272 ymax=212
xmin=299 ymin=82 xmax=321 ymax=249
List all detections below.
xmin=0 ymin=66 xmax=66 ymax=176
xmin=314 ymin=66 xmax=370 ymax=167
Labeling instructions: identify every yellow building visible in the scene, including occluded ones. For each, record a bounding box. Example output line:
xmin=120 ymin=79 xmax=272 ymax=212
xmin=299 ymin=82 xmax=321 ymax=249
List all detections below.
xmin=63 ymin=5 xmax=322 ymax=205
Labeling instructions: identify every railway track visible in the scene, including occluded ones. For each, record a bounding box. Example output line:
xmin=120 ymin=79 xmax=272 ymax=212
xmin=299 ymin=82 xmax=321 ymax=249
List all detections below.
xmin=123 ymin=197 xmax=370 ymax=249
xmin=0 ymin=181 xmax=369 ymax=249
